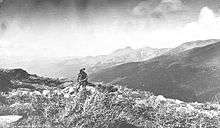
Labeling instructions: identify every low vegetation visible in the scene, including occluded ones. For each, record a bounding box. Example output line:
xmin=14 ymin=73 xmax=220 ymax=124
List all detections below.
xmin=0 ymin=83 xmax=220 ymax=128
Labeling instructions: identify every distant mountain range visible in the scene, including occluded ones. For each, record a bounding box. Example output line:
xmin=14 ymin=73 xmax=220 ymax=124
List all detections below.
xmin=51 ymin=46 xmax=170 ymax=78
xmin=2 ymin=39 xmax=220 ymax=103
xmin=0 ymin=46 xmax=169 ymax=79
xmin=90 ymin=39 xmax=220 ymax=102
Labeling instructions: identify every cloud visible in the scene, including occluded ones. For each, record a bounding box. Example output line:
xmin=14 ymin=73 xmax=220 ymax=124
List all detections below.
xmin=198 ymin=7 xmax=216 ymax=25
xmin=181 ymin=7 xmax=220 ymax=40
xmin=151 ymin=0 xmax=190 ymax=20
xmin=154 ymin=0 xmax=188 ymax=13
xmin=132 ymin=0 xmax=157 ymax=16
xmin=132 ymin=0 xmax=189 ymax=20
xmin=128 ymin=6 xmax=220 ymax=49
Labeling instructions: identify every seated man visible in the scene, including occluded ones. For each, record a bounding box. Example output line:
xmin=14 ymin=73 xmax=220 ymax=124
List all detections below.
xmin=76 ymin=68 xmax=88 ymax=91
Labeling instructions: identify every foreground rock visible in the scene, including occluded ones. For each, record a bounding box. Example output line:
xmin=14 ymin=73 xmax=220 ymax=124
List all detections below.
xmin=0 ymin=115 xmax=22 ymax=127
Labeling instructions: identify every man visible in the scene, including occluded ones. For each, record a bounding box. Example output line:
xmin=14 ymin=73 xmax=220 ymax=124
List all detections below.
xmin=76 ymin=68 xmax=88 ymax=91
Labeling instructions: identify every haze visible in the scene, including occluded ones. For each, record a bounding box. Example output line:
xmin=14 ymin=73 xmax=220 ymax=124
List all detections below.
xmin=0 ymin=0 xmax=220 ymax=59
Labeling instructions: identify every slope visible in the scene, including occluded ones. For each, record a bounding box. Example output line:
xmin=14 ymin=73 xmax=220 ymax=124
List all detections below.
xmin=90 ymin=39 xmax=220 ymax=102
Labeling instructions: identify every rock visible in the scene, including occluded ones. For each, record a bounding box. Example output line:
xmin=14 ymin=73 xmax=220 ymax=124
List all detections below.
xmin=0 ymin=115 xmax=22 ymax=126
xmin=42 ymin=90 xmax=50 ymax=96
xmin=156 ymin=95 xmax=166 ymax=102
xmin=30 ymin=91 xmax=41 ymax=96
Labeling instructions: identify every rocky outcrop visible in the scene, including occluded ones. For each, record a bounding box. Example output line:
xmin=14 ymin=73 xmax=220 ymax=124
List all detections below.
xmin=0 ymin=68 xmax=30 ymax=80
xmin=0 ymin=74 xmax=11 ymax=92
xmin=0 ymin=68 xmax=63 ymax=92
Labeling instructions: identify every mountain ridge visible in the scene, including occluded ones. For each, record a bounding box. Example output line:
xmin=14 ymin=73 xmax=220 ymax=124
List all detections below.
xmin=22 ymin=46 xmax=170 ymax=78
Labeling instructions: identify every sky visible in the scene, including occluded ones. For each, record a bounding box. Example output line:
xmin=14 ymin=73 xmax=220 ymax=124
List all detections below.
xmin=0 ymin=0 xmax=220 ymax=59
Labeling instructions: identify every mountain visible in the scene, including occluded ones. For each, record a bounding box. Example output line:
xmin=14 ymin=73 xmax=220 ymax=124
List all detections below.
xmin=90 ymin=39 xmax=220 ymax=102
xmin=22 ymin=46 xmax=170 ymax=78
xmin=85 ymin=46 xmax=170 ymax=74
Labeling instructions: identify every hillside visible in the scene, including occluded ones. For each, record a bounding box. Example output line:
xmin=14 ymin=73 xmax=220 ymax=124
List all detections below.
xmin=1 ymin=73 xmax=220 ymax=127
xmin=1 ymin=68 xmax=220 ymax=127
xmin=90 ymin=39 xmax=220 ymax=102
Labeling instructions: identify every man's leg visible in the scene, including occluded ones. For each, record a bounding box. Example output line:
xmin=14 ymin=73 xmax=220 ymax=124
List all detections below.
xmin=76 ymin=82 xmax=81 ymax=92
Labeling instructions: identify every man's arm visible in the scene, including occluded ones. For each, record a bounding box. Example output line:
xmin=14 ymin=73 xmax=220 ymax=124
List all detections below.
xmin=80 ymin=76 xmax=88 ymax=82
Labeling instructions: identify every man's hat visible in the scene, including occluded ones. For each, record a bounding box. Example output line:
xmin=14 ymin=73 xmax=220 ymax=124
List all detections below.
xmin=80 ymin=68 xmax=86 ymax=71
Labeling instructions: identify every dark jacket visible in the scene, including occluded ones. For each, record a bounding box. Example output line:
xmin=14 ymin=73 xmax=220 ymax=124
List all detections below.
xmin=77 ymin=70 xmax=88 ymax=83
